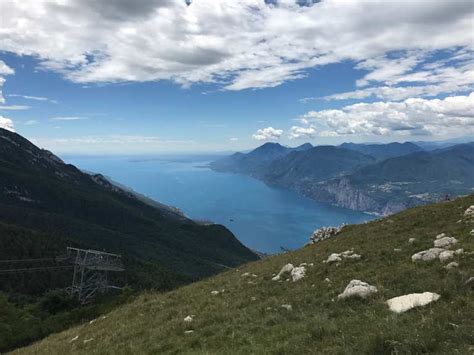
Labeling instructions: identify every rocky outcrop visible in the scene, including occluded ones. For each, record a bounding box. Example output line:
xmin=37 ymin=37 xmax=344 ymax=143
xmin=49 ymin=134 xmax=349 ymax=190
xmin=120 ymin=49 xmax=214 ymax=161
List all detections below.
xmin=464 ymin=205 xmax=474 ymax=217
xmin=307 ymin=225 xmax=344 ymax=245
xmin=386 ymin=292 xmax=440 ymax=313
xmin=324 ymin=250 xmax=361 ymax=263
xmin=290 ymin=266 xmax=306 ymax=282
xmin=272 ymin=264 xmax=294 ymax=281
xmin=411 ymin=248 xmax=444 ymax=262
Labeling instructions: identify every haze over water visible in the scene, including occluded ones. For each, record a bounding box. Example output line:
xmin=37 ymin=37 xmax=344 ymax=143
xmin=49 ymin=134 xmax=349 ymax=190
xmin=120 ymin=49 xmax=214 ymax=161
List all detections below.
xmin=66 ymin=155 xmax=374 ymax=253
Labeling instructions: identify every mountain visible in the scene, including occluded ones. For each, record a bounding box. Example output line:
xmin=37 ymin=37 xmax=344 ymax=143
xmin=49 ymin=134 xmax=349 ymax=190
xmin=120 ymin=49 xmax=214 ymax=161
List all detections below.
xmin=209 ymin=142 xmax=312 ymax=177
xmin=0 ymin=127 xmax=258 ymax=287
xmin=262 ymin=146 xmax=375 ymax=188
xmin=14 ymin=195 xmax=474 ymax=354
xmin=340 ymin=142 xmax=423 ymax=160
xmin=310 ymin=143 xmax=474 ymax=214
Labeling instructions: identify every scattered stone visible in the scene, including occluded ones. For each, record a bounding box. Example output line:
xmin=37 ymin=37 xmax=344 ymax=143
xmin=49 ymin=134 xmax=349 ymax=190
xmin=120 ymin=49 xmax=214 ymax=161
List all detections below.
xmin=464 ymin=205 xmax=474 ymax=217
xmin=325 ymin=250 xmax=360 ymax=263
xmin=445 ymin=261 xmax=459 ymax=270
xmin=83 ymin=338 xmax=94 ymax=344
xmin=291 ymin=266 xmax=306 ymax=282
xmin=241 ymin=272 xmax=250 ymax=277
xmin=454 ymin=248 xmax=464 ymax=255
xmin=411 ymin=248 xmax=444 ymax=262
xmin=324 ymin=278 xmax=331 ymax=283
xmin=470 ymin=229 xmax=474 ymax=236
xmin=184 ymin=315 xmax=194 ymax=323
xmin=211 ymin=290 xmax=219 ymax=295
xmin=69 ymin=335 xmax=79 ymax=343
xmin=184 ymin=330 xmax=194 ymax=334
xmin=439 ymin=250 xmax=454 ymax=263
xmin=281 ymin=304 xmax=292 ymax=311
xmin=386 ymin=292 xmax=440 ymax=313
xmin=299 ymin=262 xmax=308 ymax=266
xmin=89 ymin=319 xmax=96 ymax=325
xmin=308 ymin=263 xmax=314 ymax=266
xmin=272 ymin=263 xmax=294 ymax=281
xmin=408 ymin=238 xmax=416 ymax=244
xmin=337 ymin=280 xmax=378 ymax=300
xmin=251 ymin=274 xmax=258 ymax=278
xmin=307 ymin=225 xmax=344 ymax=245
xmin=325 ymin=253 xmax=342 ymax=263
xmin=434 ymin=236 xmax=458 ymax=248
xmin=393 ymin=248 xmax=402 ymax=252
xmin=435 ymin=233 xmax=446 ymax=239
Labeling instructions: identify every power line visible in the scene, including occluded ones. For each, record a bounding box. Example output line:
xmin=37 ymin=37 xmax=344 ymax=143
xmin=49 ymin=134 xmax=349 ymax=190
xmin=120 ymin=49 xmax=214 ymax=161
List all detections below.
xmin=0 ymin=257 xmax=58 ymax=263
xmin=0 ymin=265 xmax=73 ymax=274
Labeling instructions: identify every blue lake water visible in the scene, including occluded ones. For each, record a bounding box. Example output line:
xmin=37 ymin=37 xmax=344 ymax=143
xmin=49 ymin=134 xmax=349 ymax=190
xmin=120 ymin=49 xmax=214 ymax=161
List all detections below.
xmin=65 ymin=155 xmax=375 ymax=253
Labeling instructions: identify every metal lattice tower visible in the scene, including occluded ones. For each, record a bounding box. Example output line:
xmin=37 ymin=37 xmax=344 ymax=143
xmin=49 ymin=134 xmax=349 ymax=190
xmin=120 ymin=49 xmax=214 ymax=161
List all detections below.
xmin=66 ymin=247 xmax=124 ymax=304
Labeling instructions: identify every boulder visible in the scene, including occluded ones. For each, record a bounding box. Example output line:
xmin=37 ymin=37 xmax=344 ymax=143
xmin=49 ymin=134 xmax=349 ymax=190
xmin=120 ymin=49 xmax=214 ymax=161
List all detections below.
xmin=411 ymin=248 xmax=444 ymax=262
xmin=211 ymin=290 xmax=219 ymax=295
xmin=272 ymin=263 xmax=294 ymax=281
xmin=445 ymin=261 xmax=459 ymax=269
xmin=434 ymin=236 xmax=458 ymax=248
xmin=408 ymin=238 xmax=416 ymax=244
xmin=439 ymin=250 xmax=454 ymax=263
xmin=464 ymin=205 xmax=474 ymax=217
xmin=386 ymin=292 xmax=440 ymax=313
xmin=281 ymin=304 xmax=292 ymax=311
xmin=184 ymin=315 xmax=194 ymax=323
xmin=291 ymin=266 xmax=306 ymax=282
xmin=338 ymin=280 xmax=378 ymax=300
xmin=454 ymin=248 xmax=464 ymax=255
xmin=325 ymin=253 xmax=342 ymax=263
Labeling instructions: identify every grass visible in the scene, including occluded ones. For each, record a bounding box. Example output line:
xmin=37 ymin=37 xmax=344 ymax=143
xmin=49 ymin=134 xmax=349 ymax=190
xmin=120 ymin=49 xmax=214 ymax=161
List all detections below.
xmin=13 ymin=195 xmax=474 ymax=354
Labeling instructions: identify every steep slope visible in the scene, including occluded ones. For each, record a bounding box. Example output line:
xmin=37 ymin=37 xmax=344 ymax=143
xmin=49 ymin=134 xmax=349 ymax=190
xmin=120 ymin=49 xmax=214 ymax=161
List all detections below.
xmin=15 ymin=195 xmax=474 ymax=354
xmin=209 ymin=142 xmax=312 ymax=177
xmin=310 ymin=143 xmax=474 ymax=214
xmin=340 ymin=142 xmax=423 ymax=160
xmin=0 ymin=128 xmax=258 ymax=283
xmin=263 ymin=145 xmax=375 ymax=188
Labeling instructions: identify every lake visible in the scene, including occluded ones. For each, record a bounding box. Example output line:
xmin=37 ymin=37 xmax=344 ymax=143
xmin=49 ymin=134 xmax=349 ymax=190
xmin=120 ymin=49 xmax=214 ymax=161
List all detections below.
xmin=65 ymin=155 xmax=375 ymax=253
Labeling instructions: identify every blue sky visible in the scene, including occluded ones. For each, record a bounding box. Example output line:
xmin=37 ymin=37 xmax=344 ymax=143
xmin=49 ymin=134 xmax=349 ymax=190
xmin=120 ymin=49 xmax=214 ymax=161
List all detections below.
xmin=0 ymin=0 xmax=473 ymax=154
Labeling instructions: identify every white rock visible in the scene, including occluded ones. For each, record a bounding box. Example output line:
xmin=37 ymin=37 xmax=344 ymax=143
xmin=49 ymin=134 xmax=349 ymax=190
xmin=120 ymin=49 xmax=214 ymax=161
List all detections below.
xmin=299 ymin=262 xmax=308 ymax=266
xmin=470 ymin=229 xmax=474 ymax=236
xmin=439 ymin=250 xmax=454 ymax=263
xmin=184 ymin=330 xmax=194 ymax=334
xmin=454 ymin=248 xmax=464 ymax=255
xmin=251 ymin=274 xmax=258 ymax=277
xmin=83 ymin=338 xmax=94 ymax=344
xmin=464 ymin=205 xmax=474 ymax=217
xmin=411 ymin=248 xmax=444 ymax=262
xmin=308 ymin=225 xmax=344 ymax=244
xmin=435 ymin=233 xmax=446 ymax=239
xmin=341 ymin=250 xmax=354 ymax=256
xmin=393 ymin=248 xmax=402 ymax=252
xmin=465 ymin=277 xmax=474 ymax=287
xmin=291 ymin=266 xmax=306 ymax=282
xmin=434 ymin=236 xmax=458 ymax=248
xmin=337 ymin=280 xmax=378 ymax=300
xmin=324 ymin=278 xmax=331 ymax=283
xmin=251 ymin=297 xmax=257 ymax=301
xmin=326 ymin=253 xmax=342 ymax=263
xmin=281 ymin=304 xmax=292 ymax=311
xmin=408 ymin=238 xmax=416 ymax=244
xmin=272 ymin=263 xmax=294 ymax=281
xmin=386 ymin=292 xmax=440 ymax=313
xmin=445 ymin=262 xmax=459 ymax=269
xmin=211 ymin=290 xmax=219 ymax=295
xmin=344 ymin=253 xmax=361 ymax=259
xmin=184 ymin=315 xmax=194 ymax=323
xmin=241 ymin=272 xmax=250 ymax=277
xmin=69 ymin=335 xmax=79 ymax=343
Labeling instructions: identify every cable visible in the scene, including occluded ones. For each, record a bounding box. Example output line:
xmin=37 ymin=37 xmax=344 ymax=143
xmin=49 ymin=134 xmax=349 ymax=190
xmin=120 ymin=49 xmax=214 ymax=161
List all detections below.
xmin=0 ymin=265 xmax=73 ymax=274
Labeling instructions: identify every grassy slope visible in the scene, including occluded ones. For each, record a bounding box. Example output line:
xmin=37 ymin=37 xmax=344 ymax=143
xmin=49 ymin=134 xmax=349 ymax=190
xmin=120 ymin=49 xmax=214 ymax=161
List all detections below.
xmin=15 ymin=195 xmax=474 ymax=354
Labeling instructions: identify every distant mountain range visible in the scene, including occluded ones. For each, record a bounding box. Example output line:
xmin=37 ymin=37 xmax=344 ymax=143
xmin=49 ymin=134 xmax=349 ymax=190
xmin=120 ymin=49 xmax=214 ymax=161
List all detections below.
xmin=0 ymin=128 xmax=258 ymax=298
xmin=210 ymin=140 xmax=474 ymax=215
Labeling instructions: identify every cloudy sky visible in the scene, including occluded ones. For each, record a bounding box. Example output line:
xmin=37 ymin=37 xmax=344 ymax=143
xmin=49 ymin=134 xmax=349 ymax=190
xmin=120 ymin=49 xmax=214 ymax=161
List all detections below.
xmin=0 ymin=0 xmax=473 ymax=154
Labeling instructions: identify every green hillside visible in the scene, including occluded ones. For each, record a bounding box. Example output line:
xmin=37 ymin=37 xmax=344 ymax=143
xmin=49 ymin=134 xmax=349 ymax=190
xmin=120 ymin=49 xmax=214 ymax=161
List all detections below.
xmin=15 ymin=195 xmax=474 ymax=354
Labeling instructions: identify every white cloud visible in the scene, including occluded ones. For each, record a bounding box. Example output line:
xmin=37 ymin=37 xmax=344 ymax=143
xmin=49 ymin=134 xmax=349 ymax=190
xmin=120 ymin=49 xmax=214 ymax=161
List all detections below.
xmin=288 ymin=125 xmax=315 ymax=139
xmin=229 ymin=137 xmax=239 ymax=141
xmin=0 ymin=1 xmax=472 ymax=91
xmin=297 ymin=92 xmax=474 ymax=137
xmin=8 ymin=94 xmax=58 ymax=104
xmin=0 ymin=60 xmax=14 ymax=104
xmin=252 ymin=126 xmax=283 ymax=140
xmin=24 ymin=120 xmax=39 ymax=125
xmin=0 ymin=105 xmax=30 ymax=110
xmin=50 ymin=116 xmax=88 ymax=121
xmin=0 ymin=116 xmax=15 ymax=132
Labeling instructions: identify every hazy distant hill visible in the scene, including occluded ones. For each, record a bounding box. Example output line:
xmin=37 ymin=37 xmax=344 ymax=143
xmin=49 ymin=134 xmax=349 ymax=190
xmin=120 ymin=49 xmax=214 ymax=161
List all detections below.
xmin=263 ymin=146 xmax=375 ymax=188
xmin=340 ymin=142 xmax=423 ymax=160
xmin=309 ymin=143 xmax=474 ymax=214
xmin=210 ymin=141 xmax=474 ymax=215
xmin=209 ymin=142 xmax=312 ymax=177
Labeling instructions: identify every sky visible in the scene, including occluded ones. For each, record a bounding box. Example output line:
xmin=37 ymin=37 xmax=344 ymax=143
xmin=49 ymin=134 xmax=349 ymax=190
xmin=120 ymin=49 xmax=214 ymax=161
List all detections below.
xmin=0 ymin=0 xmax=473 ymax=154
